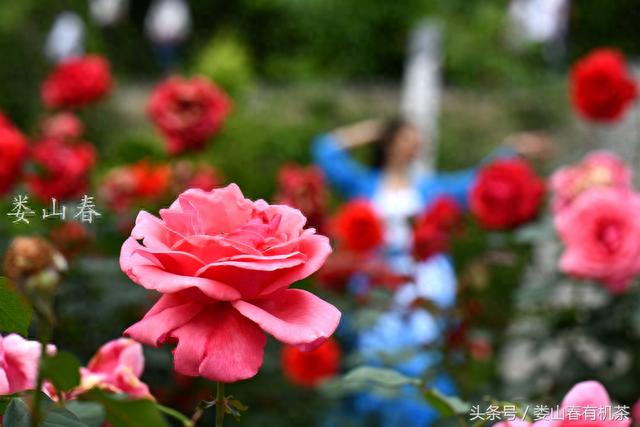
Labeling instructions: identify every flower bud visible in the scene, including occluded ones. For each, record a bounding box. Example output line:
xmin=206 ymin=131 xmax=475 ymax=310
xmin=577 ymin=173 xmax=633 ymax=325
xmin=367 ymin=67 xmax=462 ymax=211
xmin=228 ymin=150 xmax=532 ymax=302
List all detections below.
xmin=3 ymin=236 xmax=67 ymax=296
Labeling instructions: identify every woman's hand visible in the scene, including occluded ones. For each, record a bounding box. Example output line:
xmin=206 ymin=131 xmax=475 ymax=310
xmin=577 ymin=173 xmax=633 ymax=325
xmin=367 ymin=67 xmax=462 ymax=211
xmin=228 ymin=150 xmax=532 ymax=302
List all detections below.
xmin=503 ymin=131 xmax=556 ymax=161
xmin=332 ymin=119 xmax=384 ymax=148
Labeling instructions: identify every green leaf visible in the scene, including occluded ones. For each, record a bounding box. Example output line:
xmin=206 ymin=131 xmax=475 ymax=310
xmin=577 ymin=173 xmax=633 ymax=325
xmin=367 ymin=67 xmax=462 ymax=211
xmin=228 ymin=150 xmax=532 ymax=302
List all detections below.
xmin=0 ymin=393 xmax=21 ymax=415
xmin=342 ymin=367 xmax=421 ymax=388
xmin=40 ymin=351 xmax=82 ymax=392
xmin=3 ymin=398 xmax=31 ymax=427
xmin=225 ymin=398 xmax=248 ymax=421
xmin=80 ymin=389 xmax=169 ymax=427
xmin=42 ymin=407 xmax=87 ymax=427
xmin=3 ymin=395 xmax=88 ymax=427
xmin=422 ymin=387 xmax=472 ymax=417
xmin=65 ymin=401 xmax=106 ymax=427
xmin=0 ymin=277 xmax=32 ymax=335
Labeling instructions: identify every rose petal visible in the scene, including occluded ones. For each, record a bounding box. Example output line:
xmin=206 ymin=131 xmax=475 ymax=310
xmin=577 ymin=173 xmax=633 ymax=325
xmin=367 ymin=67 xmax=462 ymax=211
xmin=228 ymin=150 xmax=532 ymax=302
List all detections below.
xmin=131 ymin=211 xmax=183 ymax=250
xmin=124 ymin=294 xmax=204 ymax=346
xmin=195 ymin=252 xmax=306 ymax=274
xmin=258 ymin=234 xmax=332 ymax=297
xmin=232 ymin=289 xmax=341 ymax=351
xmin=177 ymin=185 xmax=254 ymax=235
xmin=169 ymin=303 xmax=267 ymax=382
xmin=129 ymin=264 xmax=241 ymax=300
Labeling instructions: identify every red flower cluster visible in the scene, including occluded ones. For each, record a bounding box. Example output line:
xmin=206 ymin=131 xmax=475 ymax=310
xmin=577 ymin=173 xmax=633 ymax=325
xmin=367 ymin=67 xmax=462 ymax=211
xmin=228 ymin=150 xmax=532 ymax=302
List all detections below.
xmin=147 ymin=76 xmax=231 ymax=154
xmin=412 ymin=197 xmax=462 ymax=261
xmin=570 ymin=48 xmax=637 ymax=123
xmin=0 ymin=114 xmax=28 ymax=196
xmin=275 ymin=164 xmax=328 ymax=233
xmin=100 ymin=161 xmax=171 ymax=213
xmin=42 ymin=55 xmax=113 ymax=109
xmin=470 ymin=158 xmax=545 ymax=230
xmin=281 ymin=338 xmax=341 ymax=388
xmin=27 ymin=138 xmax=96 ymax=202
xmin=332 ymin=199 xmax=384 ymax=253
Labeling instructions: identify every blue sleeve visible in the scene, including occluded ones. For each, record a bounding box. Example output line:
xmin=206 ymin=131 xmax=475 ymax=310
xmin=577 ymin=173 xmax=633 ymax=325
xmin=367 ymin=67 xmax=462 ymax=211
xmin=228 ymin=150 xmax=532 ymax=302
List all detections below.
xmin=312 ymin=133 xmax=374 ymax=199
xmin=423 ymin=146 xmax=518 ymax=209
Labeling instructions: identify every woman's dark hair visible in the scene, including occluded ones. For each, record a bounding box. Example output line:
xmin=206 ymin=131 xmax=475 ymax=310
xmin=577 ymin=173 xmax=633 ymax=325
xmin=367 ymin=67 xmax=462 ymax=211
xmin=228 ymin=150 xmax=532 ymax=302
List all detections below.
xmin=372 ymin=117 xmax=410 ymax=169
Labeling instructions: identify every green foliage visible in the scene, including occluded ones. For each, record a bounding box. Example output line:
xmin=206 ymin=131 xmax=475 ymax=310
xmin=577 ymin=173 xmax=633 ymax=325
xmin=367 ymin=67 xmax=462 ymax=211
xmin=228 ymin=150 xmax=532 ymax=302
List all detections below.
xmin=0 ymin=277 xmax=32 ymax=335
xmin=79 ymin=389 xmax=169 ymax=427
xmin=65 ymin=402 xmax=106 ymax=427
xmin=192 ymin=31 xmax=254 ymax=95
xmin=40 ymin=351 xmax=82 ymax=392
xmin=3 ymin=397 xmax=87 ymax=427
xmin=332 ymin=366 xmax=421 ymax=391
xmin=327 ymin=367 xmax=471 ymax=419
xmin=422 ymin=388 xmax=471 ymax=418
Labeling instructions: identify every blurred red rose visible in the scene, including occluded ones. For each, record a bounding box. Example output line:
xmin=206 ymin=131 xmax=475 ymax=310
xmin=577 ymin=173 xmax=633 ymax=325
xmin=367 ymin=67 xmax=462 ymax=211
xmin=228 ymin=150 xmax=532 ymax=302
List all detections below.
xmin=147 ymin=76 xmax=231 ymax=154
xmin=412 ymin=223 xmax=450 ymax=262
xmin=49 ymin=221 xmax=92 ymax=259
xmin=412 ymin=197 xmax=462 ymax=261
xmin=419 ymin=197 xmax=462 ymax=232
xmin=41 ymin=113 xmax=84 ymax=142
xmin=171 ymin=160 xmax=222 ymax=193
xmin=316 ymin=251 xmax=360 ymax=293
xmin=333 ymin=199 xmax=384 ymax=253
xmin=101 ymin=161 xmax=171 ymax=213
xmin=570 ymin=48 xmax=637 ymax=123
xmin=281 ymin=338 xmax=341 ymax=388
xmin=468 ymin=337 xmax=493 ymax=361
xmin=276 ymin=164 xmax=328 ymax=233
xmin=42 ymin=55 xmax=113 ymax=109
xmin=27 ymin=139 xmax=96 ymax=202
xmin=0 ymin=117 xmax=28 ymax=196
xmin=470 ymin=159 xmax=545 ymax=230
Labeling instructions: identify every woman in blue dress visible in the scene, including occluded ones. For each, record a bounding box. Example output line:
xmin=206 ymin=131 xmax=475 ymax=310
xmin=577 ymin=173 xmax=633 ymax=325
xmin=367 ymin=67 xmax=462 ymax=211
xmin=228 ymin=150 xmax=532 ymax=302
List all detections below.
xmin=313 ymin=118 xmax=548 ymax=427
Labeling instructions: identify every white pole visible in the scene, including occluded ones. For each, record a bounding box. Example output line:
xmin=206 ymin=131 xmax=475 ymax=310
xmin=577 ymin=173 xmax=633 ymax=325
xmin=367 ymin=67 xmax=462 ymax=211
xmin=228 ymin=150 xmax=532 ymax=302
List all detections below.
xmin=401 ymin=20 xmax=443 ymax=174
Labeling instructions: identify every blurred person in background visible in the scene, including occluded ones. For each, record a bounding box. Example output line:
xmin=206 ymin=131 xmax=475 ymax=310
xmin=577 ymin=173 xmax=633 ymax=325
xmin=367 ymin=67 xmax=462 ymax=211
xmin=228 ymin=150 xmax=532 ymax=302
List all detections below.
xmin=45 ymin=11 xmax=85 ymax=63
xmin=507 ymin=0 xmax=571 ymax=66
xmin=89 ymin=0 xmax=129 ymax=28
xmin=313 ymin=118 xmax=547 ymax=299
xmin=313 ymin=119 xmax=551 ymax=426
xmin=145 ymin=0 xmax=191 ymax=71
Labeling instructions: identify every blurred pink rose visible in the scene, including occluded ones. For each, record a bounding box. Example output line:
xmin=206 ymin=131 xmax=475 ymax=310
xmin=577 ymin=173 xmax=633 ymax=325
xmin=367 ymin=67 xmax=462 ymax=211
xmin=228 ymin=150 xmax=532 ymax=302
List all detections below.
xmin=555 ymin=188 xmax=640 ymax=293
xmin=0 ymin=334 xmax=55 ymax=394
xmin=632 ymin=399 xmax=640 ymax=426
xmin=551 ymin=151 xmax=632 ymax=213
xmin=121 ymin=184 xmax=340 ymax=382
xmin=495 ymin=421 xmax=531 ymax=427
xmin=78 ymin=338 xmax=152 ymax=399
xmin=533 ymin=381 xmax=630 ymax=427
xmin=41 ymin=113 xmax=84 ymax=142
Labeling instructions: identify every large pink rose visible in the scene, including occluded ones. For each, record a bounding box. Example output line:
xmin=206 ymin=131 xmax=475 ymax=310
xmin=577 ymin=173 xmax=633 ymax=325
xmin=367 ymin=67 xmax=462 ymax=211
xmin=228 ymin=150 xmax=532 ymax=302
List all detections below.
xmin=533 ymin=381 xmax=630 ymax=427
xmin=121 ymin=184 xmax=340 ymax=382
xmin=495 ymin=421 xmax=531 ymax=427
xmin=555 ymin=188 xmax=640 ymax=293
xmin=551 ymin=151 xmax=632 ymax=213
xmin=79 ymin=338 xmax=151 ymax=399
xmin=0 ymin=334 xmax=55 ymax=394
